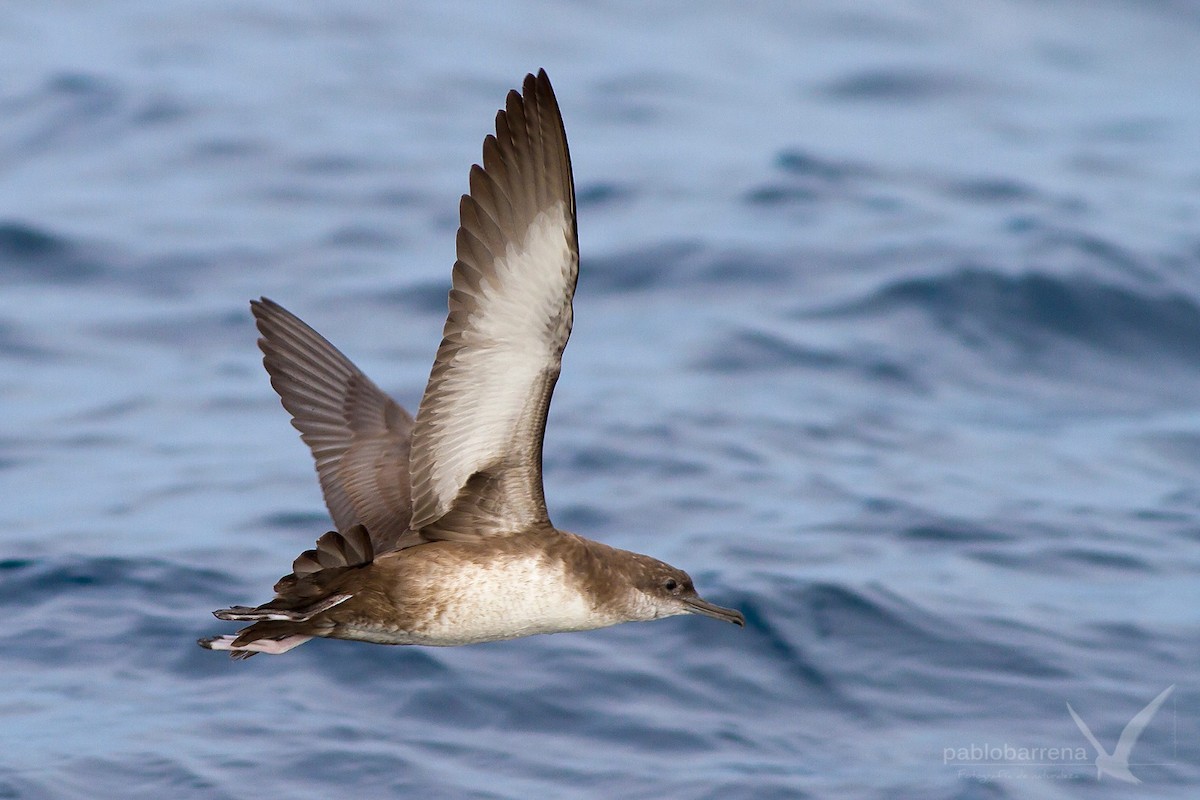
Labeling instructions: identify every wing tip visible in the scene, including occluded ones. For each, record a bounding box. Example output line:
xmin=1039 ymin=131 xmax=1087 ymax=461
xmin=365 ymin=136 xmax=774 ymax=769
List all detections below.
xmin=529 ymin=68 xmax=553 ymax=94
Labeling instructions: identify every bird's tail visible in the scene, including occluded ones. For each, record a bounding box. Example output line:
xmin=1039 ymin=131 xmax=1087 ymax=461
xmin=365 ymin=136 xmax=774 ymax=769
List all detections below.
xmin=199 ymin=525 xmax=375 ymax=659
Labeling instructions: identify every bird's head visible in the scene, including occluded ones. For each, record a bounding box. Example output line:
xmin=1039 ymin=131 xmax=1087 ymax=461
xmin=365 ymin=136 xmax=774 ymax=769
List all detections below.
xmin=624 ymin=555 xmax=744 ymax=627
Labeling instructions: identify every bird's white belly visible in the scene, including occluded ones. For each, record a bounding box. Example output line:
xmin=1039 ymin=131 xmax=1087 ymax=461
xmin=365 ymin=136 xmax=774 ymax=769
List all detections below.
xmin=345 ymin=555 xmax=616 ymax=646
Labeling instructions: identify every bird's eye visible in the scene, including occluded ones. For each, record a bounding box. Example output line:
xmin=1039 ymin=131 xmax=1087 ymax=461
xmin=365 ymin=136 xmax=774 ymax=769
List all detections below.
xmin=664 ymin=578 xmax=678 ymax=591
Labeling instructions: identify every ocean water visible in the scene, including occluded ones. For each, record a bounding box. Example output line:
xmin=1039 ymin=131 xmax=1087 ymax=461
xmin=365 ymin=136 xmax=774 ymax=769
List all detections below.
xmin=3 ymin=1 xmax=1199 ymax=797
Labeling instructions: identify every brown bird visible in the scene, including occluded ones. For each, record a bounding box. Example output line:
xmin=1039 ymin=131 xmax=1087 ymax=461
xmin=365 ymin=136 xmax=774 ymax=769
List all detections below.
xmin=199 ymin=70 xmax=743 ymax=659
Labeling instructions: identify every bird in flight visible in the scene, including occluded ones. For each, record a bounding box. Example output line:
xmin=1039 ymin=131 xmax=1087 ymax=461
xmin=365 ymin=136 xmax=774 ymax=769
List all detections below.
xmin=1067 ymin=684 xmax=1174 ymax=783
xmin=199 ymin=70 xmax=744 ymax=659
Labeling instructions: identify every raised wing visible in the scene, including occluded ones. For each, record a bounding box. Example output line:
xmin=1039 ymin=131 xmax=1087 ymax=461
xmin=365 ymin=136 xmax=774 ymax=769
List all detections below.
xmin=1113 ymin=684 xmax=1174 ymax=761
xmin=252 ymin=298 xmax=414 ymax=551
xmin=1066 ymin=702 xmax=1107 ymax=757
xmin=408 ymin=69 xmax=578 ymax=536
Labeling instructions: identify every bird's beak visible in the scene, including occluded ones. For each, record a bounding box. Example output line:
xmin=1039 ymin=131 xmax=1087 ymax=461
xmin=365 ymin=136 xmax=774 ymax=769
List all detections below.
xmin=682 ymin=595 xmax=745 ymax=626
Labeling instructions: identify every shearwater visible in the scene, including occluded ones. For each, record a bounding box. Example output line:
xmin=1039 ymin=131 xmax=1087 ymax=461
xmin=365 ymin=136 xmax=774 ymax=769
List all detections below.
xmin=199 ymin=70 xmax=744 ymax=659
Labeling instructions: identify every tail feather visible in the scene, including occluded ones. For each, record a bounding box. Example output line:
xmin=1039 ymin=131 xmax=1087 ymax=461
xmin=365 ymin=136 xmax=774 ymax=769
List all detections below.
xmin=291 ymin=524 xmax=374 ymax=577
xmin=199 ymin=633 xmax=313 ymax=659
xmin=201 ymin=524 xmax=376 ymax=661
xmin=212 ymin=593 xmax=351 ymax=622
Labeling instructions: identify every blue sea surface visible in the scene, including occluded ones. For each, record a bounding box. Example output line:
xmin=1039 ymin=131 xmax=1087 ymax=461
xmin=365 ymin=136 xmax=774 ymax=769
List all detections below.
xmin=3 ymin=1 xmax=1200 ymax=797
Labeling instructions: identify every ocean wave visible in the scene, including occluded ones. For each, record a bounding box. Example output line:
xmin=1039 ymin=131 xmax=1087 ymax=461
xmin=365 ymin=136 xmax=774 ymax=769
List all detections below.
xmin=820 ymin=266 xmax=1200 ymax=365
xmin=583 ymin=243 xmax=792 ymax=295
xmin=2 ymin=72 xmax=184 ymax=159
xmin=820 ymin=67 xmax=980 ymax=103
xmin=695 ymin=328 xmax=916 ymax=386
xmin=0 ymin=221 xmax=104 ymax=284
